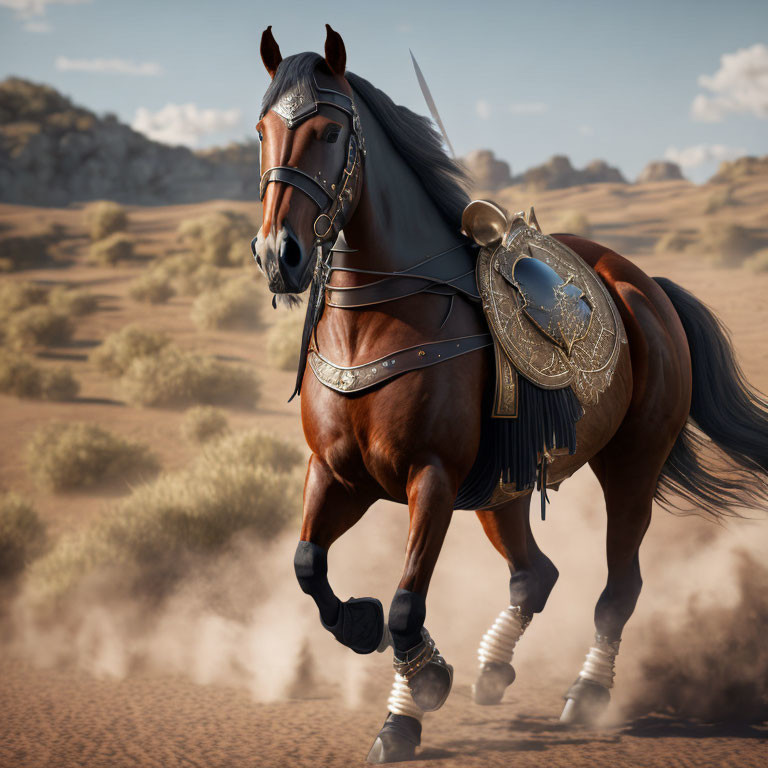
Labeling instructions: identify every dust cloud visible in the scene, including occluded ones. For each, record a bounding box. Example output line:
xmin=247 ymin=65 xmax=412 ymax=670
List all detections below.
xmin=5 ymin=468 xmax=768 ymax=723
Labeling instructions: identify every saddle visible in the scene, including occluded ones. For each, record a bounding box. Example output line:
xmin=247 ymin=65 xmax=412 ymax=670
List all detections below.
xmin=462 ymin=201 xmax=626 ymax=418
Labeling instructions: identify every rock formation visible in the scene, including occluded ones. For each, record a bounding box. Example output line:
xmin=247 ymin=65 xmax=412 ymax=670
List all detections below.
xmin=637 ymin=161 xmax=685 ymax=183
xmin=461 ymin=149 xmax=514 ymax=191
xmin=518 ymin=155 xmax=627 ymax=191
xmin=0 ymin=78 xmax=261 ymax=205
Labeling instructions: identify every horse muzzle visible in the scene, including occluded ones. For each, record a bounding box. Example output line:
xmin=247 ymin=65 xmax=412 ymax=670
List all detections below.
xmin=256 ymin=224 xmax=313 ymax=295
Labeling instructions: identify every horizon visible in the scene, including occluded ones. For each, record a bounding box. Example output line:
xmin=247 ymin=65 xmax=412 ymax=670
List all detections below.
xmin=1 ymin=0 xmax=767 ymax=183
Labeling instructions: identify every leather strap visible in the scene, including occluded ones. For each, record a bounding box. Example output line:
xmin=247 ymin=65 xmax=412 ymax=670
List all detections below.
xmin=326 ymin=273 xmax=474 ymax=308
xmin=308 ymin=333 xmax=492 ymax=394
xmin=260 ymin=166 xmax=333 ymax=209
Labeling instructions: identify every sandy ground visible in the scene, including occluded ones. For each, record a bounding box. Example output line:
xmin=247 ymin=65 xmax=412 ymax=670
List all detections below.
xmin=0 ymin=178 xmax=767 ymax=766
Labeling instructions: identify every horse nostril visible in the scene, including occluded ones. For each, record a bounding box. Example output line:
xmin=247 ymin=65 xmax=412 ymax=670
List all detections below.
xmin=281 ymin=233 xmax=302 ymax=269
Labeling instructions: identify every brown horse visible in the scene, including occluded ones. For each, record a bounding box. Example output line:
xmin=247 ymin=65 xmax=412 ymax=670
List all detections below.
xmin=253 ymin=25 xmax=768 ymax=764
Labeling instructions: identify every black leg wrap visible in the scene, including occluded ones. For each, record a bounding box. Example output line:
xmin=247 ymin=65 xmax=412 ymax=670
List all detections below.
xmin=322 ymin=596 xmax=385 ymax=654
xmin=367 ymin=714 xmax=421 ymax=764
xmin=294 ymin=541 xmax=384 ymax=654
xmin=388 ymin=588 xmax=426 ymax=653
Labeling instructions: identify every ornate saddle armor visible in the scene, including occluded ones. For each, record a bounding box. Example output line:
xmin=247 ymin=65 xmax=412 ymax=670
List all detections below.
xmin=464 ymin=201 xmax=626 ymax=417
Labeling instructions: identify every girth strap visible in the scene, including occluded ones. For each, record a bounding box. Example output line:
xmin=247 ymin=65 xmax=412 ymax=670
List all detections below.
xmin=307 ymin=333 xmax=493 ymax=394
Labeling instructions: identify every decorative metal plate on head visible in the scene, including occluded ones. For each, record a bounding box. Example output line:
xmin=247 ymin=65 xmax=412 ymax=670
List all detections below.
xmin=470 ymin=205 xmax=627 ymax=405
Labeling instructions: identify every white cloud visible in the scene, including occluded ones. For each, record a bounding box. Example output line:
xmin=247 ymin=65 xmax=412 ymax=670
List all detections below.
xmin=22 ymin=18 xmax=50 ymax=32
xmin=132 ymin=103 xmax=244 ymax=148
xmin=664 ymin=143 xmax=745 ymax=169
xmin=56 ymin=56 xmax=162 ymax=76
xmin=475 ymin=99 xmax=492 ymax=121
xmin=507 ymin=102 xmax=547 ymax=115
xmin=691 ymin=43 xmax=768 ymax=122
xmin=1 ymin=0 xmax=89 ymax=30
xmin=579 ymin=124 xmax=595 ymax=137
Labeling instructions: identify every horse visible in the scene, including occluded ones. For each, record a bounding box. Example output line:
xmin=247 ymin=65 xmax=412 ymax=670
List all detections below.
xmin=253 ymin=25 xmax=768 ymax=764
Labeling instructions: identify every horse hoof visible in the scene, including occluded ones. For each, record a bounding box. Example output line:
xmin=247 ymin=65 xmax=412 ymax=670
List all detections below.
xmin=560 ymin=678 xmax=610 ymax=725
xmin=367 ymin=714 xmax=420 ymax=764
xmin=409 ymin=657 xmax=453 ymax=712
xmin=472 ymin=662 xmax=516 ymax=705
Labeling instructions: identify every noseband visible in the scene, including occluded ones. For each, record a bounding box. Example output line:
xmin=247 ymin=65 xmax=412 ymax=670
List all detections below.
xmin=258 ymin=78 xmax=366 ymax=245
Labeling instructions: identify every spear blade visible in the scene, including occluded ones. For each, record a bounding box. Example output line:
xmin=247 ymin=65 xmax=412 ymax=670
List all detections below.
xmin=410 ymin=49 xmax=456 ymax=158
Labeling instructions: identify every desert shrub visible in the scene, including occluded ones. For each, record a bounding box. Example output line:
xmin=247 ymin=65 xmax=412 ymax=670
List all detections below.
xmin=4 ymin=305 xmax=74 ymax=349
xmin=206 ymin=428 xmax=303 ymax=474
xmin=129 ymin=270 xmax=176 ymax=304
xmin=699 ymin=222 xmax=759 ymax=267
xmin=0 ymin=280 xmax=48 ymax=314
xmin=84 ymin=201 xmax=128 ymax=241
xmin=744 ymin=250 xmax=768 ymax=274
xmin=120 ymin=345 xmax=261 ymax=409
xmin=267 ymin=310 xmax=304 ymax=371
xmin=704 ymin=185 xmax=738 ymax=214
xmin=87 ymin=232 xmax=135 ymax=266
xmin=0 ymin=350 xmax=79 ymax=400
xmin=176 ymin=263 xmax=224 ymax=296
xmin=90 ymin=325 xmax=170 ymax=377
xmin=654 ymin=230 xmax=689 ymax=254
xmin=0 ymin=493 xmax=46 ymax=581
xmin=182 ymin=406 xmax=230 ymax=444
xmin=40 ymin=366 xmax=80 ymax=401
xmin=191 ymin=277 xmax=262 ymax=331
xmin=26 ymin=422 xmax=159 ymax=491
xmin=47 ymin=286 xmax=98 ymax=316
xmin=0 ymin=350 xmax=42 ymax=397
xmin=554 ymin=210 xmax=592 ymax=238
xmin=25 ymin=428 xmax=301 ymax=603
xmin=177 ymin=210 xmax=255 ymax=267
xmin=0 ymin=233 xmax=53 ymax=272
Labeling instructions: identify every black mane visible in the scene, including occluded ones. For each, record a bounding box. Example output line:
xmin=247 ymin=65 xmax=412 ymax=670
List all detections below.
xmin=261 ymin=52 xmax=469 ymax=231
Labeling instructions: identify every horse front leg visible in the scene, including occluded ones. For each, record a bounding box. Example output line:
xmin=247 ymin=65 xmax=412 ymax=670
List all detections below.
xmin=295 ymin=454 xmax=386 ymax=654
xmin=368 ymin=462 xmax=455 ymax=764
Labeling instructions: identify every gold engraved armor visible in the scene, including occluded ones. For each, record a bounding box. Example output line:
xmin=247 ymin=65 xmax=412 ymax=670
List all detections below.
xmin=467 ymin=203 xmax=626 ymax=407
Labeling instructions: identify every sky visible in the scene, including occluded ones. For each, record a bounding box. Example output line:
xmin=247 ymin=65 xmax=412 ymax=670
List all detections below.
xmin=1 ymin=0 xmax=767 ymax=183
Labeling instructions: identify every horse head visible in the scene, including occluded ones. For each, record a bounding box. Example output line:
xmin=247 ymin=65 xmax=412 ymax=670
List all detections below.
xmin=254 ymin=25 xmax=365 ymax=295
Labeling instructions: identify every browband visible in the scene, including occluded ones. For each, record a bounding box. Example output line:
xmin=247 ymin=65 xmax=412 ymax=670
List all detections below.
xmin=272 ymin=85 xmax=355 ymax=129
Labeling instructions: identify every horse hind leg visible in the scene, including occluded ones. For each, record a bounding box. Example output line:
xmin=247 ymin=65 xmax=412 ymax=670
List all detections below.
xmin=560 ymin=450 xmax=657 ymax=725
xmin=472 ymin=493 xmax=560 ymax=705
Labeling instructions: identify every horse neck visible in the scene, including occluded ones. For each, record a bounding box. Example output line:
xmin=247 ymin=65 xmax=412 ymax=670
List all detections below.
xmin=339 ymin=98 xmax=463 ymax=272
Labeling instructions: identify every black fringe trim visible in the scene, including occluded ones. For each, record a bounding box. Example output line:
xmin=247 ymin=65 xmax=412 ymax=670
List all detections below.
xmin=454 ymin=377 xmax=583 ymax=511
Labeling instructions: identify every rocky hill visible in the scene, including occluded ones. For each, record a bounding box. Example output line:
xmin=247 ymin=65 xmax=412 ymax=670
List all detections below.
xmin=518 ymin=155 xmax=627 ymax=190
xmin=710 ymin=155 xmax=768 ymax=184
xmin=461 ymin=149 xmax=514 ymax=191
xmin=0 ymin=78 xmax=260 ymax=206
xmin=463 ymin=150 xmax=627 ymax=192
xmin=637 ymin=161 xmax=685 ymax=183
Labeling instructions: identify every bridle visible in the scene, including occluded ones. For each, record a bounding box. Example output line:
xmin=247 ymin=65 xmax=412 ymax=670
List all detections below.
xmin=254 ymin=76 xmax=367 ymax=401
xmin=257 ymin=76 xmax=366 ymax=247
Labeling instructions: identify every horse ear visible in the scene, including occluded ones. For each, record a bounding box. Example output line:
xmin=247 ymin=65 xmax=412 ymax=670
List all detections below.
xmin=324 ymin=23 xmax=346 ymax=76
xmin=261 ymin=26 xmax=282 ymax=79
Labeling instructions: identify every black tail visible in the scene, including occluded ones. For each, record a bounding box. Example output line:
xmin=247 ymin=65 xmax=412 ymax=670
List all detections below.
xmin=654 ymin=277 xmax=768 ymax=518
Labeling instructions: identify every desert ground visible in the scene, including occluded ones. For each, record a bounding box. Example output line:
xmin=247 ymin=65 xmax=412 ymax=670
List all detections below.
xmin=0 ymin=175 xmax=767 ymax=767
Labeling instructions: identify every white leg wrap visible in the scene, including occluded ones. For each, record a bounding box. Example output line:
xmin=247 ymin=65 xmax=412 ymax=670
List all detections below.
xmin=387 ymin=672 xmax=424 ymax=721
xmin=576 ymin=635 xmax=621 ymax=689
xmin=477 ymin=605 xmax=531 ymax=667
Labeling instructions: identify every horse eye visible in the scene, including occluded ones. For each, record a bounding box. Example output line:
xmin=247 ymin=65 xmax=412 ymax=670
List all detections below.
xmin=325 ymin=128 xmax=340 ymax=144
